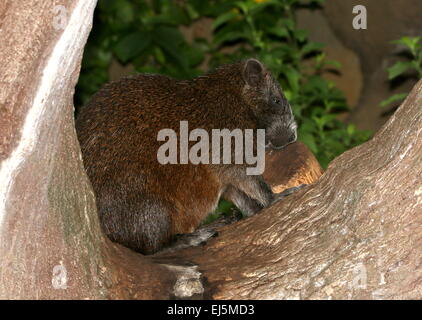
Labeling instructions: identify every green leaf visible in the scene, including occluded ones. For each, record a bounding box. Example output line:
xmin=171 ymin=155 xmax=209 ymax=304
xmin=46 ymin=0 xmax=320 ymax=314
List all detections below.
xmin=301 ymin=42 xmax=324 ymax=55
xmin=213 ymin=30 xmax=248 ymax=47
xmin=217 ymin=200 xmax=235 ymax=215
xmin=387 ymin=61 xmax=413 ymax=80
xmin=299 ymin=132 xmax=318 ymax=154
xmin=212 ymin=11 xmax=239 ymax=30
xmin=182 ymin=44 xmax=205 ymax=67
xmin=116 ymin=0 xmax=134 ymax=23
xmin=380 ymin=93 xmax=408 ymax=107
xmin=166 ymin=2 xmax=192 ymax=25
xmin=282 ymin=18 xmax=295 ymax=31
xmin=154 ymin=47 xmax=166 ymax=64
xmin=153 ymin=29 xmax=188 ymax=71
xmin=235 ymin=1 xmax=250 ymax=14
xmin=284 ymin=66 xmax=301 ymax=94
xmin=249 ymin=0 xmax=281 ymax=15
xmin=298 ymin=118 xmax=316 ymax=133
xmin=294 ymin=29 xmax=308 ymax=42
xmin=154 ymin=26 xmax=185 ymax=45
xmin=267 ymin=26 xmax=289 ymax=38
xmin=114 ymin=32 xmax=151 ymax=63
xmin=324 ymin=59 xmax=342 ymax=69
xmin=347 ymin=124 xmax=355 ymax=136
xmin=392 ymin=36 xmax=421 ymax=55
xmin=185 ymin=3 xmax=200 ymax=20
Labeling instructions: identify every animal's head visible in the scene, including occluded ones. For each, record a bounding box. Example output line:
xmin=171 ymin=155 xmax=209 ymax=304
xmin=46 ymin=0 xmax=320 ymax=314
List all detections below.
xmin=241 ymin=58 xmax=297 ymax=150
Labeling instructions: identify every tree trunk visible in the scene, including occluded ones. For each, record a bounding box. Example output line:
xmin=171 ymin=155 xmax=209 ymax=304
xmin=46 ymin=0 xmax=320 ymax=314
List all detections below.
xmin=160 ymin=80 xmax=422 ymax=300
xmin=0 ymin=0 xmax=420 ymax=300
xmin=0 ymin=0 xmax=174 ymax=300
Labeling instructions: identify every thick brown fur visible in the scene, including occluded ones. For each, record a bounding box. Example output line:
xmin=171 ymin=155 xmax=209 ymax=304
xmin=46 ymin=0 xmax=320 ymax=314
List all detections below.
xmin=76 ymin=59 xmax=297 ymax=254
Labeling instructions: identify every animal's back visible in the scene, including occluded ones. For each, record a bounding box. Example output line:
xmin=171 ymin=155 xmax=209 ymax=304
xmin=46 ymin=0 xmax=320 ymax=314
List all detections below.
xmin=75 ymin=59 xmax=297 ymax=254
xmin=76 ymin=74 xmax=223 ymax=254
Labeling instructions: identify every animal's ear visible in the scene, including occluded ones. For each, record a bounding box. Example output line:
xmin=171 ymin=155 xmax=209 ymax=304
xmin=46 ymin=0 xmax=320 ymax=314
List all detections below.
xmin=243 ymin=59 xmax=264 ymax=87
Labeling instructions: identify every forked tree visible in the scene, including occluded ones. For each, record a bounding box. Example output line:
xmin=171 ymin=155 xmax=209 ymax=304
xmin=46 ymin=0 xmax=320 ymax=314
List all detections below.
xmin=0 ymin=0 xmax=420 ymax=299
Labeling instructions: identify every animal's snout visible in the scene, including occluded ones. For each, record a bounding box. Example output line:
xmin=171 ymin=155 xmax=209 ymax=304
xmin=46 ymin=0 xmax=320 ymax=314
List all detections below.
xmin=266 ymin=119 xmax=297 ymax=150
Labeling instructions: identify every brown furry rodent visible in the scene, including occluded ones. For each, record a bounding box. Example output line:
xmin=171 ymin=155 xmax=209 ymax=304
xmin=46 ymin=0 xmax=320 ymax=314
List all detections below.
xmin=76 ymin=59 xmax=297 ymax=254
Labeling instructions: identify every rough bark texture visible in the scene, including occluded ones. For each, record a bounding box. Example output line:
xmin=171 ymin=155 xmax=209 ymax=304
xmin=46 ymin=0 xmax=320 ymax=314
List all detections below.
xmin=0 ymin=0 xmax=175 ymax=300
xmin=0 ymin=0 xmax=421 ymax=300
xmin=161 ymin=80 xmax=422 ymax=300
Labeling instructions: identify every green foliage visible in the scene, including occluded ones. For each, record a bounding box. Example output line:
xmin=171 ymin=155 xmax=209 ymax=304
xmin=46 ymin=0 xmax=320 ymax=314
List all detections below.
xmin=76 ymin=0 xmax=371 ymax=169
xmin=201 ymin=200 xmax=239 ymax=225
xmin=381 ymin=36 xmax=422 ymax=108
xmin=75 ymin=0 xmax=207 ymax=106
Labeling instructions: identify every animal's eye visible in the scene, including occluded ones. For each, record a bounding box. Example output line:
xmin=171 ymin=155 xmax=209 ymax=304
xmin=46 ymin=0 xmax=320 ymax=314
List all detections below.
xmin=272 ymin=97 xmax=281 ymax=105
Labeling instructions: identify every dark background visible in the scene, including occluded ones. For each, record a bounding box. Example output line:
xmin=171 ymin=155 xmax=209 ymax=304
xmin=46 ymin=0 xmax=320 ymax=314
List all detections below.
xmin=75 ymin=0 xmax=422 ymax=168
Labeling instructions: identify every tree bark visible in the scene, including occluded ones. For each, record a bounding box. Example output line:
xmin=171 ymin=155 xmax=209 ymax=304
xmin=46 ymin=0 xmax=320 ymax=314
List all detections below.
xmin=0 ymin=0 xmax=174 ymax=300
xmin=0 ymin=0 xmax=420 ymax=300
xmin=160 ymin=80 xmax=422 ymax=300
